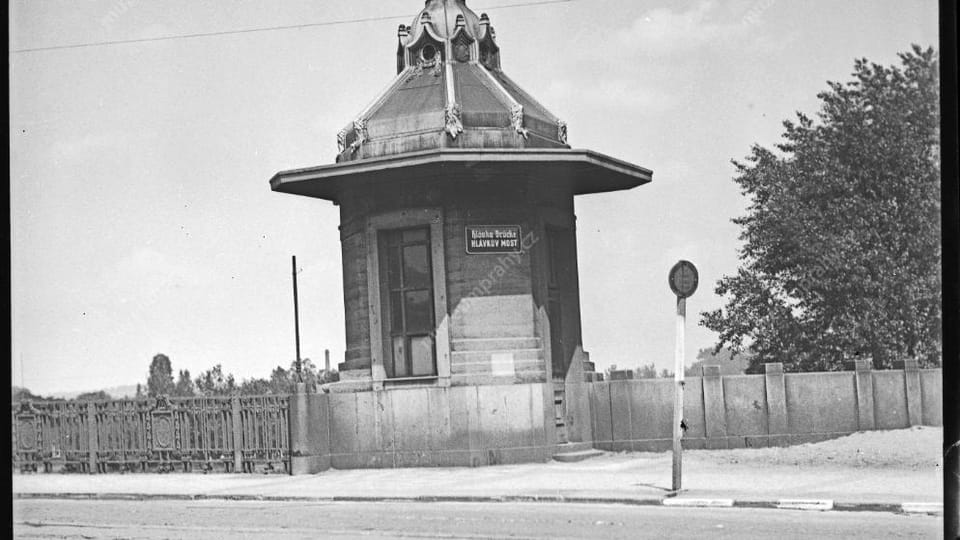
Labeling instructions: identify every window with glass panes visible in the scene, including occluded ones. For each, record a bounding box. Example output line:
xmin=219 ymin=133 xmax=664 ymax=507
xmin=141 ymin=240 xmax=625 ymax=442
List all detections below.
xmin=380 ymin=227 xmax=437 ymax=379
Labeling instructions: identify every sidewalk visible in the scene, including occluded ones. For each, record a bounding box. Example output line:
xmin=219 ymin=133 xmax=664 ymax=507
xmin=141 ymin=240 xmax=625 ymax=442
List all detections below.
xmin=12 ymin=428 xmax=945 ymax=514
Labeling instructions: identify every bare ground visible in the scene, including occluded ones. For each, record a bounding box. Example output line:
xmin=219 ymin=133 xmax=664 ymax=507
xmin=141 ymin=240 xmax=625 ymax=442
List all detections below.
xmin=684 ymin=427 xmax=942 ymax=470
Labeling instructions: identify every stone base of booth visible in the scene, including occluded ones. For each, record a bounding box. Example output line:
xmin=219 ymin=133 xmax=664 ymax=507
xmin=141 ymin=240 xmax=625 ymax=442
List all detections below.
xmin=290 ymin=455 xmax=331 ymax=475
xmin=329 ymin=445 xmax=556 ymax=469
xmin=285 ymin=381 xmax=567 ymax=473
xmin=325 ymin=369 xmax=374 ymax=394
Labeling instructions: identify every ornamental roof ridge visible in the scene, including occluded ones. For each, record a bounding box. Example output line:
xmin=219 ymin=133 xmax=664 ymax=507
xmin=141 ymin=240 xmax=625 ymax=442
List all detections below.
xmin=404 ymin=0 xmax=486 ymax=43
xmin=334 ymin=0 xmax=570 ymax=164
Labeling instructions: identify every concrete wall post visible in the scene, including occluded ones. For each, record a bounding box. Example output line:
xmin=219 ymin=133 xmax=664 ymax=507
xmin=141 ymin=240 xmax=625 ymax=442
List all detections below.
xmin=563 ymin=346 xmax=593 ymax=444
xmin=900 ymin=359 xmax=922 ymax=426
xmin=86 ymin=402 xmax=98 ymax=474
xmin=764 ymin=363 xmax=788 ymax=435
xmin=231 ymin=396 xmax=243 ymax=473
xmin=289 ymin=383 xmax=331 ymax=475
xmin=701 ymin=365 xmax=727 ymax=444
xmin=853 ymin=358 xmax=876 ymax=430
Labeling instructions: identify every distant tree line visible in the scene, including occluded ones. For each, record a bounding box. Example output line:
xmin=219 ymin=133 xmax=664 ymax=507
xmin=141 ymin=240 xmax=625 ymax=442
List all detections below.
xmin=140 ymin=353 xmax=339 ymax=398
xmin=603 ymin=347 xmax=751 ymax=380
xmin=11 ymin=353 xmax=339 ymax=403
xmin=10 ymin=387 xmax=113 ymax=403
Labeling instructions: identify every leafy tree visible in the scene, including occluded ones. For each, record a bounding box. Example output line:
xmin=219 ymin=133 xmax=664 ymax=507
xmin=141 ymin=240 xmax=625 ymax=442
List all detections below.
xmin=194 ymin=364 xmax=237 ymax=396
xmin=269 ymin=366 xmax=294 ymax=393
xmin=635 ymin=363 xmax=658 ymax=379
xmin=318 ymin=368 xmax=340 ymax=385
xmin=147 ymin=354 xmax=176 ymax=397
xmin=685 ymin=347 xmax=752 ymax=377
xmin=12 ymin=387 xmax=49 ymax=402
xmin=702 ymin=46 xmax=941 ymax=372
xmin=135 ymin=383 xmax=144 ymax=399
xmin=267 ymin=359 xmax=318 ymax=393
xmin=238 ymin=377 xmax=274 ymax=395
xmin=173 ymin=369 xmax=195 ymax=397
xmin=236 ymin=361 xmax=340 ymax=395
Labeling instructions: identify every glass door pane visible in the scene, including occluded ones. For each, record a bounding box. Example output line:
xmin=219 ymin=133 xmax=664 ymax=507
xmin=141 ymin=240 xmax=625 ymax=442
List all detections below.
xmin=392 ymin=337 xmax=409 ymax=378
xmin=410 ymin=336 xmax=435 ymax=377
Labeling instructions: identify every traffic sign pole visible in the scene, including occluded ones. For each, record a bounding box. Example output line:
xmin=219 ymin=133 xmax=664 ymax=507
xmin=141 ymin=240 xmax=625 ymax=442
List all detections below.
xmin=672 ymin=296 xmax=686 ymax=492
xmin=667 ymin=260 xmax=698 ymax=494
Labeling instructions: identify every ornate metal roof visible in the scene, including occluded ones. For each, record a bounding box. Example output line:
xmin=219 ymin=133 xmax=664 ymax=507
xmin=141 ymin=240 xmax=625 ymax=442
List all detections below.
xmin=271 ymin=0 xmax=653 ymax=203
xmin=336 ymin=0 xmax=569 ymax=163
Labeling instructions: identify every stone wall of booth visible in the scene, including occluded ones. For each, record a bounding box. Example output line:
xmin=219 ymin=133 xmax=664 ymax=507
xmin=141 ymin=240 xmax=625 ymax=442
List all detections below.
xmin=334 ymin=178 xmax=581 ymax=387
xmin=589 ymin=360 xmax=941 ymax=452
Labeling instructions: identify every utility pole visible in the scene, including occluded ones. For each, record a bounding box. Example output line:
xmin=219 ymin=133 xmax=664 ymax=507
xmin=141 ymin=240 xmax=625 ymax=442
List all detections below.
xmin=292 ymin=255 xmax=303 ymax=382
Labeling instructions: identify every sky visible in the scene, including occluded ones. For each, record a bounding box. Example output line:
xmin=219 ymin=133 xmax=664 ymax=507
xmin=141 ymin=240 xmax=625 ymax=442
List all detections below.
xmin=9 ymin=0 xmax=939 ymax=395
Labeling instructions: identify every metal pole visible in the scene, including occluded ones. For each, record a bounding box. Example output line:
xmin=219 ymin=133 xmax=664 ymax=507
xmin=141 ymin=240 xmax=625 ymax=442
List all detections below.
xmin=292 ymin=256 xmax=302 ymax=381
xmin=672 ymin=296 xmax=686 ymax=492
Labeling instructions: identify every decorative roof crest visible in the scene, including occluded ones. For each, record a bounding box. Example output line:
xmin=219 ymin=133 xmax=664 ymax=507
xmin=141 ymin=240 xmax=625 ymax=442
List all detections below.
xmin=511 ymin=104 xmax=529 ymax=139
xmin=350 ymin=119 xmax=367 ymax=154
xmin=445 ymin=103 xmax=464 ymax=139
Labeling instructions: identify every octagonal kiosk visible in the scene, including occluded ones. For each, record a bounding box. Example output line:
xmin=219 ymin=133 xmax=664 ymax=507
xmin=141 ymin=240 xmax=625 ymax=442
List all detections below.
xmin=271 ymin=0 xmax=651 ymax=468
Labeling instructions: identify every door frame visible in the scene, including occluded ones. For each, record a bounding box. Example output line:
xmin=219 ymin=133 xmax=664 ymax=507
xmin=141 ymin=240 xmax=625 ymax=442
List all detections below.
xmin=366 ymin=207 xmax=451 ymax=388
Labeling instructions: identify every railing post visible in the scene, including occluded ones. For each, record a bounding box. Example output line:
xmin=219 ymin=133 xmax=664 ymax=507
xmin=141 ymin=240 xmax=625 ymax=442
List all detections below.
xmin=231 ymin=396 xmax=243 ymax=473
xmin=288 ymin=382 xmax=330 ymax=475
xmin=764 ymin=363 xmax=788 ymax=438
xmin=86 ymin=402 xmax=98 ymax=474
xmin=853 ymin=358 xmax=876 ymax=430
xmin=899 ymin=359 xmax=922 ymax=426
xmin=701 ymin=365 xmax=727 ymax=448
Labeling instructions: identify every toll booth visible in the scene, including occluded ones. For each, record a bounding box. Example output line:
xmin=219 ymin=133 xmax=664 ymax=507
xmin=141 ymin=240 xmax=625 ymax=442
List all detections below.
xmin=271 ymin=0 xmax=651 ymax=467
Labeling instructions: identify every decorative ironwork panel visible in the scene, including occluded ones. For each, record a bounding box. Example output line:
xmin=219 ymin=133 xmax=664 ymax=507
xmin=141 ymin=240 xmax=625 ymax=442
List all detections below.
xmin=12 ymin=394 xmax=290 ymax=474
xmin=95 ymin=399 xmax=151 ymax=472
xmin=239 ymin=396 xmax=289 ymax=473
xmin=173 ymin=397 xmax=234 ymax=472
xmin=13 ymin=402 xmax=42 ymax=472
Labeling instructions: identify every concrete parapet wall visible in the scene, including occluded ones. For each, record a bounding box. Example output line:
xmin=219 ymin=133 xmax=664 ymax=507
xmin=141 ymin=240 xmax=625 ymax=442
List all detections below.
xmin=588 ymin=365 xmax=941 ymax=452
xmin=325 ymin=382 xmax=554 ymax=468
xmin=285 ymin=365 xmax=940 ymax=473
xmin=784 ymin=372 xmax=859 ymax=434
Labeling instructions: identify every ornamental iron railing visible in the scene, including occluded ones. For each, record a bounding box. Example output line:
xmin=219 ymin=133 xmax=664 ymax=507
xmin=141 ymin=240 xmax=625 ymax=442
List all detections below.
xmin=12 ymin=395 xmax=289 ymax=474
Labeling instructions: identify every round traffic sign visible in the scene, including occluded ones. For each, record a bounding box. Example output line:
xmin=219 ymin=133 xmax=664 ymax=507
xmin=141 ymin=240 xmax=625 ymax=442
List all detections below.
xmin=669 ymin=260 xmax=699 ymax=298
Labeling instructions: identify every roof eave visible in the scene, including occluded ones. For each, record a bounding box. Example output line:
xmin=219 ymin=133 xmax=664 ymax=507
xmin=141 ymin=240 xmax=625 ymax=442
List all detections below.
xmin=269 ymin=148 xmax=652 ymax=202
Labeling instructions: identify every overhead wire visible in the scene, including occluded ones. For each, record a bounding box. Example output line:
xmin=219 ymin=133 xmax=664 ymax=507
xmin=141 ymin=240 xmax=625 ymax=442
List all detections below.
xmin=10 ymin=0 xmax=575 ymax=54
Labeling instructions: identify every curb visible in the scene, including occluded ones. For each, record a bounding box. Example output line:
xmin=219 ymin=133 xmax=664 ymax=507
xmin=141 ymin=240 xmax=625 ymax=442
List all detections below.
xmin=663 ymin=498 xmax=734 ymax=508
xmin=775 ymin=499 xmax=834 ymax=511
xmin=900 ymin=502 xmax=944 ymax=515
xmin=12 ymin=492 xmax=942 ymax=515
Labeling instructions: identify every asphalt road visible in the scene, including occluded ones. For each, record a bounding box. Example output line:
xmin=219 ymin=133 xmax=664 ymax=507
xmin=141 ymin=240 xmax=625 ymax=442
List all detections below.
xmin=13 ymin=499 xmax=942 ymax=539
